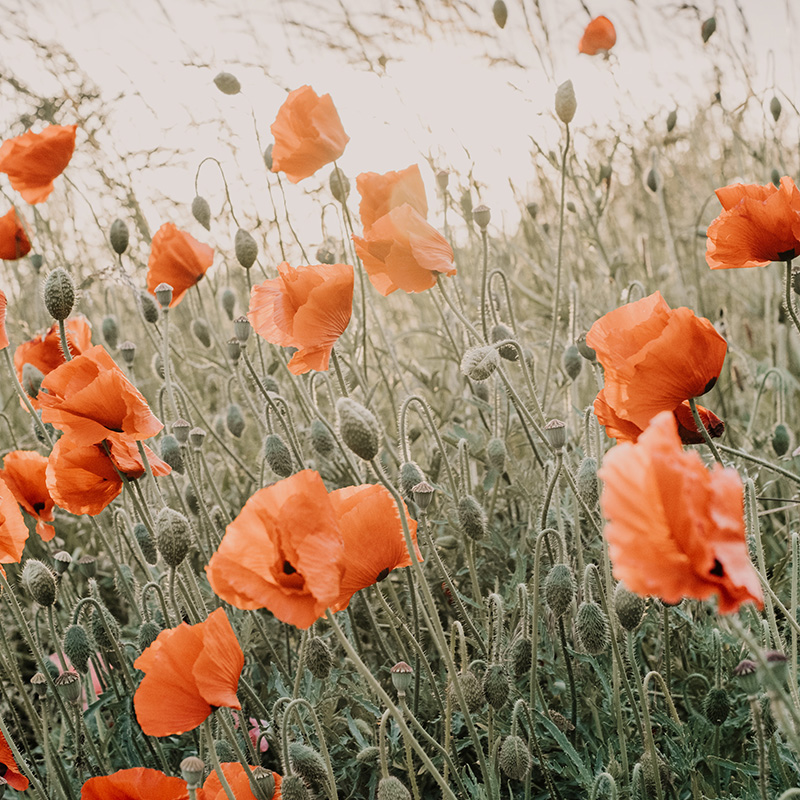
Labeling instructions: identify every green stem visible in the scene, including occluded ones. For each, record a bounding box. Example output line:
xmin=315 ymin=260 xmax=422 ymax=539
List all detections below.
xmin=688 ymin=397 xmax=722 ymax=465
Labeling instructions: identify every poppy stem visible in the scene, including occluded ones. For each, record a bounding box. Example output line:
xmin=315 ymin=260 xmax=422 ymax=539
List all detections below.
xmin=202 ymin=718 xmax=238 ymax=800
xmin=784 ymin=260 xmax=800 ymax=340
xmin=687 ymin=397 xmax=723 ymax=465
xmin=1 ymin=348 xmax=53 ymax=447
xmin=56 ymin=319 xmax=72 ymax=362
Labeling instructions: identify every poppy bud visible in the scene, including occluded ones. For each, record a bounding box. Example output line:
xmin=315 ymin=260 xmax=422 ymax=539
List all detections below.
xmin=575 ymin=601 xmax=609 ymax=654
xmin=91 ymin=600 xmax=121 ymax=654
xmin=221 ymin=286 xmax=236 ymax=319
xmin=180 ymin=756 xmax=205 ymax=790
xmin=576 ymin=332 xmax=596 ymax=361
xmin=159 ymin=434 xmax=184 ymax=474
xmin=704 ymin=688 xmax=730 ymax=725
xmin=449 ymin=670 xmax=484 ymax=712
xmin=263 ymin=144 xmax=274 ymax=171
xmin=152 ymin=353 xmax=165 ymax=380
xmin=770 ymin=96 xmax=782 ymax=122
xmin=510 ymin=636 xmax=532 ymax=676
xmin=461 ymin=345 xmax=500 ymax=381
xmin=109 ymin=218 xmax=129 ymax=254
xmin=772 ymin=423 xmax=790 ymax=456
xmin=490 ymin=323 xmax=518 ymax=361
xmin=329 ymin=169 xmax=350 ymax=203
xmin=356 ymin=746 xmax=380 ymax=764
xmin=22 ymin=560 xmax=57 ymax=606
xmin=54 ymin=670 xmax=81 ymax=705
xmin=666 ymin=109 xmax=677 ymax=133
xmin=499 ymin=735 xmax=531 ymax=780
xmin=265 ymin=433 xmax=293 ymax=477
xmin=486 ymin=437 xmax=506 ymax=472
xmin=305 ymin=636 xmax=333 ymax=679
xmin=189 ymin=426 xmax=206 ymax=449
xmin=192 ymin=318 xmax=212 ymax=348
xmin=562 ymin=344 xmax=582 ymax=380
xmin=473 ymin=204 xmax=491 ymax=230
xmin=545 ymin=563 xmax=575 ymax=617
xmin=544 ymin=419 xmax=566 ymax=450
xmin=191 ymin=196 xmax=212 ymax=232
xmin=526 ymin=201 xmax=539 ymax=219
xmin=577 ymin=456 xmax=599 ymax=507
xmin=63 ymin=624 xmax=91 ymax=674
xmin=156 ymin=507 xmax=192 ymax=568
xmin=53 ymin=551 xmax=72 ymax=575
xmin=436 ymin=169 xmax=449 ymax=191
xmin=483 ymin=663 xmax=509 ymax=708
xmin=252 ymin=768 xmax=276 ymax=800
xmin=492 ymin=0 xmax=508 ymax=28
xmin=555 ymin=80 xmax=577 ymax=125
xmin=22 ymin=362 xmax=44 ymax=398
xmin=154 ymin=282 xmax=173 ymax=309
xmin=566 ymin=201 xmax=577 ymax=213
xmin=316 ymin=245 xmax=336 ymax=264
xmin=43 ymin=268 xmax=75 ymax=321
xmin=337 ymin=397 xmax=381 ymax=461
xmin=30 ymin=253 xmax=43 ymax=271
xmin=458 ymin=494 xmax=486 ymax=540
xmin=412 ymin=480 xmax=435 ymax=511
xmin=613 ymin=582 xmax=646 ymax=631
xmin=139 ymin=291 xmax=160 ymax=324
xmin=640 ymin=751 xmax=671 ymax=795
xmin=289 ymin=743 xmax=328 ymax=791
xmin=235 ymin=228 xmax=258 ymax=269
xmin=234 ymin=315 xmax=251 ymax=343
xmin=227 ymin=338 xmax=241 ymax=364
xmin=101 ymin=315 xmax=119 ymax=350
xmin=399 ymin=461 xmax=425 ymax=500
xmin=215 ymin=739 xmax=236 ymax=763
xmin=119 ymin=341 xmax=136 ymax=365
xmin=309 ymin=419 xmax=335 ymax=458
xmin=213 ymin=71 xmax=241 ymax=95
xmin=134 ymin=522 xmax=158 ymax=565
xmin=280 ymin=776 xmax=310 ymax=800
xmin=30 ymin=672 xmax=48 ymax=697
xmin=377 ymin=776 xmax=412 ymax=800
xmin=646 ymin=168 xmax=659 ymax=193
xmin=138 ymin=620 xmax=162 ymax=651
xmin=701 ymin=16 xmax=716 ymax=43
xmin=225 ymin=403 xmax=244 ymax=438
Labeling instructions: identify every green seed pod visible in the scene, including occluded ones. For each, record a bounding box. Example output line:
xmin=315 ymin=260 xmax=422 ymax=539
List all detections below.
xmin=134 ymin=522 xmax=158 ymax=565
xmin=499 ymin=735 xmax=531 ymax=781
xmin=770 ymin=96 xmax=782 ymax=122
xmin=701 ymin=16 xmax=716 ymax=42
xmin=109 ymin=219 xmax=129 ymax=254
xmin=377 ymin=776 xmax=412 ymax=800
xmin=555 ymin=80 xmax=577 ymax=125
xmin=491 ymin=323 xmax=518 ymax=361
xmin=220 ymin=286 xmax=236 ymax=319
xmin=160 ymin=434 xmax=184 ymax=474
xmin=156 ymin=507 xmax=192 ymax=568
xmin=704 ymin=688 xmax=730 ymax=726
xmin=180 ymin=756 xmax=205 ymax=790
xmin=544 ymin=563 xmax=575 ymax=618
xmin=666 ymin=109 xmax=677 ymax=133
xmin=458 ymin=494 xmax=486 ymax=541
xmin=138 ymin=620 xmax=162 ymax=651
xmin=63 ymin=624 xmax=91 ymax=674
xmin=450 ymin=670 xmax=484 ymax=712
xmin=562 ymin=344 xmax=582 ymax=380
xmin=53 ymin=551 xmax=71 ymax=575
xmin=575 ymin=601 xmax=609 ymax=655
xmin=305 ymin=636 xmax=333 ymax=679
xmin=139 ymin=291 xmax=160 ymax=324
xmin=235 ymin=228 xmax=258 ymax=269
xmin=772 ymin=423 xmax=790 ymax=456
xmin=337 ymin=397 xmax=380 ymax=461
xmin=22 ymin=363 xmax=44 ymax=398
xmin=226 ymin=403 xmax=245 ymax=438
xmin=399 ymin=461 xmax=425 ymax=500
xmin=280 ymin=776 xmax=309 ymax=800
xmin=544 ymin=419 xmax=566 ymax=450
xmin=486 ymin=437 xmax=506 ymax=472
xmin=483 ymin=664 xmax=510 ymax=709
xmin=461 ymin=345 xmax=500 ymax=381
xmin=43 ymin=268 xmax=75 ymax=321
xmin=510 ymin=637 xmax=532 ymax=677
xmin=192 ymin=318 xmax=212 ymax=347
xmin=214 ymin=71 xmax=241 ymax=95
xmin=577 ymin=456 xmax=599 ymax=507
xmin=251 ymin=768 xmax=276 ymax=800
xmin=310 ymin=419 xmax=335 ymax=457
xmin=54 ymin=670 xmax=81 ymax=705
xmin=289 ymin=743 xmax=327 ymax=792
xmin=613 ymin=582 xmax=646 ymax=632
xmin=119 ymin=341 xmax=136 ymax=365
xmin=492 ymin=0 xmax=508 ymax=28
xmin=22 ymin=560 xmax=57 ymax=607
xmin=356 ymin=745 xmax=380 ymax=765
xmin=101 ymin=315 xmax=119 ymax=349
xmin=329 ymin=169 xmax=350 ymax=203
xmin=265 ymin=433 xmax=293 ymax=477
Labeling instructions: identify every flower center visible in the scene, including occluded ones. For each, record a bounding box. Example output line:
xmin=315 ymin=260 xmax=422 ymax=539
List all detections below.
xmin=282 ymin=561 xmax=296 ymax=575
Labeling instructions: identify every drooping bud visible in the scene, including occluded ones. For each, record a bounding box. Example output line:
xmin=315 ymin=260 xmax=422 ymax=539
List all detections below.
xmin=22 ymin=559 xmax=57 ymax=606
xmin=63 ymin=624 xmax=91 ymax=674
xmin=289 ymin=743 xmax=328 ymax=792
xmin=391 ymin=661 xmax=414 ymax=694
xmin=772 ymin=423 xmax=790 ymax=456
xmin=544 ymin=419 xmax=566 ymax=450
xmin=562 ymin=344 xmax=582 ymax=380
xmin=213 ymin=71 xmax=241 ymax=95
xmin=526 ymin=201 xmax=539 ymax=219
xmin=486 ymin=437 xmax=506 ymax=472
xmin=450 ymin=670 xmax=484 ymax=712
xmin=399 ymin=461 xmax=425 ymax=500
xmin=139 ymin=291 xmax=160 ymax=324
xmin=458 ymin=494 xmax=486 ymax=540
xmin=666 ymin=109 xmax=677 ymax=133
xmin=491 ymin=323 xmax=518 ymax=361
xmin=555 ymin=80 xmax=577 ymax=125
xmin=544 ymin=564 xmax=575 ymax=617
xmin=235 ymin=228 xmax=258 ymax=269
xmin=575 ymin=601 xmax=609 ymax=655
xmin=280 ymin=776 xmax=309 ymax=800
xmin=316 ymin=245 xmax=335 ymax=264
xmin=613 ymin=582 xmax=646 ymax=631
xmin=356 ymin=745 xmax=380 ymax=764
xmin=701 ymin=16 xmax=716 ymax=43
xmin=134 ymin=522 xmax=158 ymax=565
xmin=226 ymin=403 xmax=245 ymax=438
xmin=180 ymin=756 xmax=205 ymax=790
xmin=215 ymin=739 xmax=236 ymax=763
xmin=510 ymin=637 xmax=532 ymax=676
xmin=221 ymin=287 xmax=236 ymax=319
xmin=499 ymin=735 xmax=531 ymax=780
xmin=377 ymin=776 xmax=412 ymax=800
xmin=576 ymin=332 xmax=596 ymax=362
xmin=577 ymin=457 xmax=599 ymax=507
xmin=646 ymin=168 xmax=659 ymax=193
xmin=138 ymin=620 xmax=162 ymax=651
xmin=310 ymin=419 xmax=335 ymax=457
xmin=461 ymin=345 xmax=500 ymax=381
xmin=770 ymin=96 xmax=782 ymax=122
xmin=22 ymin=363 xmax=44 ymax=398
xmin=109 ymin=219 xmax=129 ymax=255
xmin=101 ymin=315 xmax=119 ymax=350
xmin=704 ymin=688 xmax=730 ymax=725
xmin=337 ymin=397 xmax=381 ymax=461
xmin=192 ymin=318 xmax=211 ymax=347
xmin=43 ymin=268 xmax=75 ymax=321
xmin=159 ymin=434 xmax=184 ymax=474
xmin=264 ymin=433 xmax=293 ymax=477
xmin=192 ymin=196 xmax=212 ymax=231
xmin=492 ymin=0 xmax=508 ymax=29
xmin=154 ymin=282 xmax=173 ymax=309
xmin=156 ymin=507 xmax=192 ymax=568
xmin=483 ymin=664 xmax=510 ymax=708
xmin=329 ymin=169 xmax=351 ymax=203
xmin=305 ymin=636 xmax=333 ymax=679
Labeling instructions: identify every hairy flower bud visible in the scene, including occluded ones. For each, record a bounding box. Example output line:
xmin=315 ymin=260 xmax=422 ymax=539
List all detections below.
xmin=704 ymin=688 xmax=730 ymax=725
xmin=577 ymin=456 xmax=599 ymax=507
xmin=337 ymin=397 xmax=380 ymax=461
xmin=192 ymin=195 xmax=212 ymax=231
xmin=329 ymin=169 xmax=350 ymax=203
xmin=575 ymin=601 xmax=609 ymax=655
xmin=491 ymin=323 xmax=518 ymax=361
xmin=544 ymin=564 xmax=575 ymax=618
xmin=235 ymin=228 xmax=258 ymax=269
xmin=134 ymin=522 xmax=158 ymax=565
xmin=500 ymin=735 xmax=531 ymax=780
xmin=63 ymin=624 xmax=91 ymax=674
xmin=399 ymin=461 xmax=425 ymax=500
xmin=192 ymin=318 xmax=211 ymax=348
xmin=613 ymin=582 xmax=646 ymax=631
xmin=461 ymin=345 xmax=500 ymax=381
xmin=280 ymin=776 xmax=309 ymax=800
xmin=22 ymin=560 xmax=57 ymax=606
xmin=450 ymin=670 xmax=483 ymax=712
xmin=483 ymin=664 xmax=510 ymax=708
xmin=510 ymin=637 xmax=532 ymax=676
xmin=159 ymin=434 xmax=184 ymax=474
xmin=156 ymin=507 xmax=191 ymax=568
xmin=458 ymin=494 xmax=486 ymax=540
xmin=109 ymin=219 xmax=129 ymax=255
xmin=265 ymin=433 xmax=293 ymax=477
xmin=486 ymin=437 xmax=506 ymax=472
xmin=305 ymin=636 xmax=333 ymax=679
xmin=226 ymin=403 xmax=245 ymax=437
xmin=377 ymin=776 xmax=412 ymax=800
xmin=562 ymin=344 xmax=582 ymax=380
xmin=139 ymin=291 xmax=160 ymax=324
xmin=221 ymin=287 xmax=236 ymax=319
xmin=289 ymin=743 xmax=327 ymax=792
xmin=310 ymin=419 xmax=335 ymax=457
xmin=138 ymin=620 xmax=162 ymax=651
xmin=213 ymin=71 xmax=241 ymax=95
xmin=43 ymin=268 xmax=75 ymax=321
xmin=701 ymin=16 xmax=716 ymax=43
xmin=22 ymin=362 xmax=44 ymax=398
xmin=555 ymin=80 xmax=577 ymax=125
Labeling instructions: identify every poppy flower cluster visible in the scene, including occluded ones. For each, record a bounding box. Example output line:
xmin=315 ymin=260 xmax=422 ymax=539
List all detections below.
xmin=248 ymin=261 xmax=354 ymax=375
xmin=0 ymin=208 xmax=31 ymax=260
xmin=579 ymin=15 xmax=616 ymax=55
xmin=133 ymin=608 xmax=244 ymax=737
xmin=599 ymin=411 xmax=763 ymax=613
xmin=586 ymin=291 xmax=727 ymax=444
xmin=706 ymin=176 xmax=800 ymax=270
xmin=0 ymin=124 xmax=77 ymax=204
xmin=146 ymin=223 xmax=214 ymax=308
xmin=206 ymin=470 xmax=421 ymax=629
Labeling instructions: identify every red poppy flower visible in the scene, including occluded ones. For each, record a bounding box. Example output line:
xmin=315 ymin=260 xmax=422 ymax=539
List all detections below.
xmin=352 ymin=204 xmax=456 ymax=296
xmin=329 ymin=484 xmax=422 ymax=611
xmin=586 ymin=292 xmax=727 ymax=444
xmin=146 ymin=223 xmax=214 ymax=308
xmin=0 ymin=451 xmax=55 ymax=541
xmin=706 ymin=177 xmax=800 ymax=269
xmin=0 ymin=290 xmax=7 ymax=351
xmin=38 ymin=344 xmax=163 ymax=446
xmin=0 ymin=728 xmax=28 ymax=792
xmin=80 ymin=768 xmax=188 ymax=800
xmin=197 ymin=763 xmax=283 ymax=800
xmin=357 ymin=165 xmax=428 ymax=231
xmin=207 ymin=470 xmax=346 ymax=629
xmin=0 ymin=208 xmax=31 ymax=260
xmin=46 ymin=435 xmax=170 ymax=517
xmin=579 ymin=16 xmax=616 ymax=55
xmin=0 ymin=475 xmax=29 ymax=565
xmin=599 ymin=411 xmax=763 ymax=613
xmin=248 ymin=262 xmax=354 ymax=375
xmin=0 ymin=125 xmax=77 ymax=205
xmin=133 ymin=608 xmax=244 ymax=737
xmin=270 ymin=86 xmax=349 ymax=184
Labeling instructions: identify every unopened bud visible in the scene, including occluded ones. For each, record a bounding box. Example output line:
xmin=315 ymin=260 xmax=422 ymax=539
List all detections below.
xmin=666 ymin=109 xmax=678 ymax=133
xmin=134 ymin=522 xmax=158 ymax=565
xmin=138 ymin=620 xmax=162 ymax=651
xmin=226 ymin=403 xmax=245 ymax=437
xmin=156 ymin=507 xmax=191 ymax=567
xmin=458 ymin=494 xmax=486 ymax=540
xmin=577 ymin=456 xmax=599 ymax=507
xmin=701 ymin=16 xmax=716 ymax=43
xmin=486 ymin=437 xmax=506 ymax=472
xmin=264 ymin=433 xmax=293 ymax=477
xmin=213 ymin=71 xmax=241 ymax=95
xmin=461 ymin=345 xmax=500 ymax=381
xmin=544 ymin=563 xmax=575 ymax=617
xmin=377 ymin=776 xmax=412 ymax=800
xmin=555 ymin=80 xmax=577 ymax=125
xmin=139 ymin=291 xmax=160 ymax=324
xmin=562 ymin=344 xmax=581 ymax=380
xmin=235 ymin=228 xmax=258 ymax=269
xmin=63 ymin=624 xmax=91 ymax=673
xmin=492 ymin=0 xmax=508 ymax=29
xmin=613 ymin=582 xmax=646 ymax=631
xmin=221 ymin=287 xmax=236 ymax=319
xmin=337 ymin=397 xmax=381 ymax=461
xmin=576 ymin=332 xmax=596 ymax=361
xmin=575 ymin=601 xmax=609 ymax=654
xmin=109 ymin=219 xmax=129 ymax=254
xmin=704 ymin=688 xmax=730 ymax=725
xmin=305 ymin=636 xmax=333 ymax=679
xmin=499 ymin=734 xmax=531 ymax=780
xmin=192 ymin=318 xmax=211 ymax=348
xmin=772 ymin=423 xmax=790 ymax=456
xmin=22 ymin=559 xmax=57 ymax=606
xmin=22 ymin=363 xmax=44 ymax=398
xmin=483 ymin=663 xmax=509 ymax=708
xmin=491 ymin=323 xmax=518 ymax=361
xmin=263 ymin=144 xmax=274 ymax=171
xmin=192 ymin=196 xmax=212 ymax=231
xmin=43 ymin=268 xmax=75 ymax=321
xmin=399 ymin=461 xmax=425 ymax=500
xmin=280 ymin=776 xmax=309 ymax=800
xmin=510 ymin=637 xmax=532 ymax=676
xmin=160 ymin=434 xmax=184 ymax=474
xmin=329 ymin=169 xmax=350 ymax=203
xmin=289 ymin=743 xmax=328 ymax=790
xmin=770 ymin=96 xmax=782 ymax=122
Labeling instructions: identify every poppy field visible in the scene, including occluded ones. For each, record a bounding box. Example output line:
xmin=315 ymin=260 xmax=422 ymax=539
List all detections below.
xmin=1 ymin=4 xmax=800 ymax=800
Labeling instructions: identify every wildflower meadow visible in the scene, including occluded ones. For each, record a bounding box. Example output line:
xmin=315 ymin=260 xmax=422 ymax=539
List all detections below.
xmin=2 ymin=3 xmax=800 ymax=799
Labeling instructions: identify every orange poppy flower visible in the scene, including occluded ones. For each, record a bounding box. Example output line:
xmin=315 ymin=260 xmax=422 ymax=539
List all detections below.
xmin=248 ymin=262 xmax=354 ymax=375
xmin=0 ymin=124 xmax=77 ymax=205
xmin=599 ymin=411 xmax=763 ymax=613
xmin=46 ymin=435 xmax=170 ymax=517
xmin=38 ymin=344 xmax=163 ymax=446
xmin=579 ymin=16 xmax=616 ymax=55
xmin=0 ymin=728 xmax=29 ymax=792
xmin=80 ymin=768 xmax=188 ymax=800
xmin=146 ymin=223 xmax=214 ymax=308
xmin=0 ymin=475 xmax=29 ymax=565
xmin=0 ymin=451 xmax=55 ymax=541
xmin=352 ymin=204 xmax=456 ymax=296
xmin=270 ymin=85 xmax=349 ymax=184
xmin=329 ymin=483 xmax=421 ymax=611
xmin=586 ymin=291 xmax=727 ymax=444
xmin=706 ymin=177 xmax=800 ymax=269
xmin=133 ymin=607 xmax=244 ymax=737
xmin=197 ymin=763 xmax=283 ymax=800
xmin=357 ymin=165 xmax=428 ymax=231
xmin=0 ymin=208 xmax=31 ymax=260
xmin=207 ymin=470 xmax=345 ymax=629
xmin=0 ymin=290 xmax=7 ymax=350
